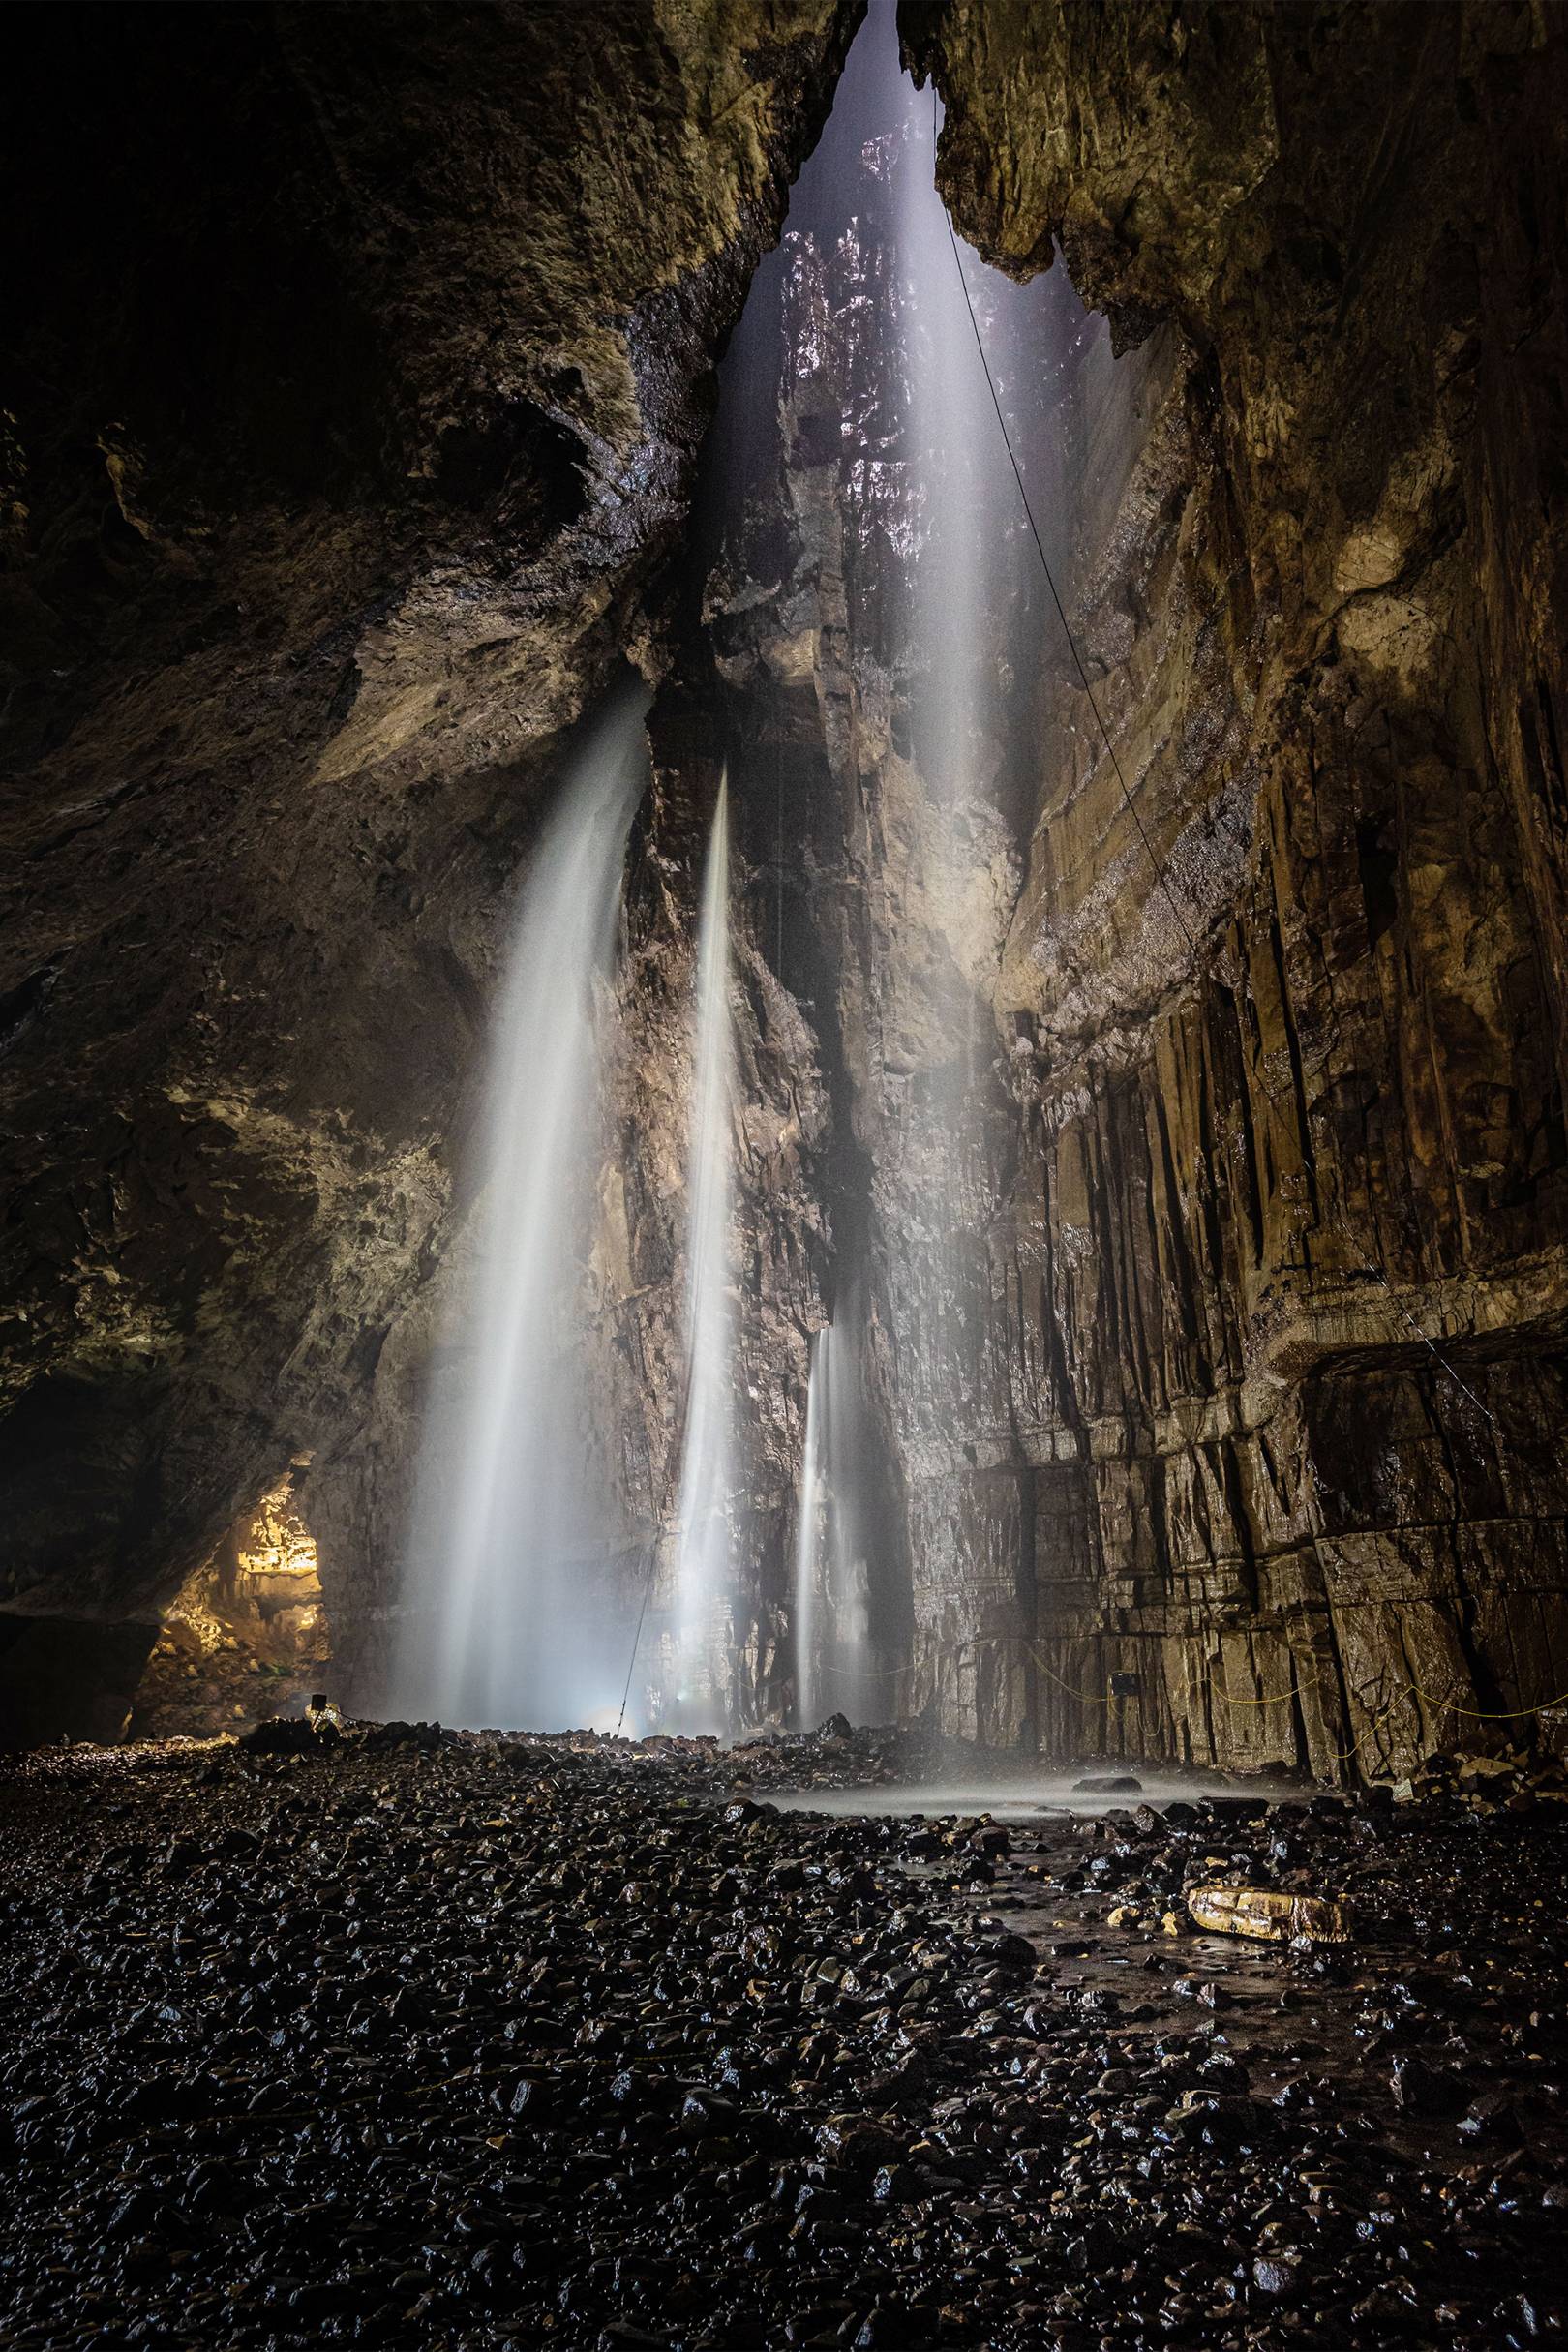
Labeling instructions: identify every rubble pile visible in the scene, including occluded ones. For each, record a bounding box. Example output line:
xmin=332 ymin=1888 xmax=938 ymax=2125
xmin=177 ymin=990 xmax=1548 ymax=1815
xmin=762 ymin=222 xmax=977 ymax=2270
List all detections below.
xmin=132 ymin=1627 xmax=328 ymax=1744
xmin=0 ymin=1733 xmax=1563 ymax=2349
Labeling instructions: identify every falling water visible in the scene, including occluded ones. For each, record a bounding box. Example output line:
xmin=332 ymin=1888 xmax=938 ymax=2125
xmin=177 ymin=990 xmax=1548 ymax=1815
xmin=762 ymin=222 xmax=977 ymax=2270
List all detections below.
xmin=393 ymin=685 xmax=647 ymax=1730
xmin=893 ymin=23 xmax=1000 ymax=798
xmin=793 ymin=1330 xmax=827 ymax=1730
xmin=795 ymin=1293 xmax=883 ymax=1728
xmin=670 ymin=776 xmax=734 ymax=1730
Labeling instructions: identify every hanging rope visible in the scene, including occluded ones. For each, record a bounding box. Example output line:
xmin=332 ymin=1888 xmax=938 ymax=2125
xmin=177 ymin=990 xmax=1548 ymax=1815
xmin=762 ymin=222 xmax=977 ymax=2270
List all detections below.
xmin=817 ymin=1621 xmax=1568 ymax=1743
xmin=614 ymin=1538 xmax=661 ymax=1740
xmin=939 ymin=154 xmax=1497 ymax=1432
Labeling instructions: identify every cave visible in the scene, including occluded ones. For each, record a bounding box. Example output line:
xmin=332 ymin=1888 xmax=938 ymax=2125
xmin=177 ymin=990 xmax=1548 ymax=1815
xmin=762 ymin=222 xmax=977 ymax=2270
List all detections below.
xmin=3 ymin=2 xmax=1567 ymax=2344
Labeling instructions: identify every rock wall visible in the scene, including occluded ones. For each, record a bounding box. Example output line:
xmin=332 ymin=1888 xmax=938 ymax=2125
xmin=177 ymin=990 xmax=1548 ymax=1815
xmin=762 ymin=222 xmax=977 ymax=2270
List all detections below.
xmin=631 ymin=0 xmax=1568 ymax=1775
xmin=888 ymin=0 xmax=1568 ymax=1773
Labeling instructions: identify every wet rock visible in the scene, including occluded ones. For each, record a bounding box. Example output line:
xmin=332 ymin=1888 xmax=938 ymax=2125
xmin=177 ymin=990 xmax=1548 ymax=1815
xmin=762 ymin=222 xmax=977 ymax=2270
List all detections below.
xmin=1458 ymin=2092 xmax=1524 ymax=2146
xmin=1392 ymin=2054 xmax=1466 ymax=2118
xmin=239 ymin=1716 xmax=331 ymax=1755
xmin=0 ymin=1732 xmax=1564 ymax=2349
xmin=1186 ymin=1885 xmax=1352 ymax=1943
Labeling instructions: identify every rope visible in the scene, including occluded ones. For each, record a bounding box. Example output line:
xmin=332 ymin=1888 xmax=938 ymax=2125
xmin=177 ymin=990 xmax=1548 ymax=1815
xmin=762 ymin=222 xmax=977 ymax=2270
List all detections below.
xmin=813 ymin=1623 xmax=1567 ymax=1728
xmin=1023 ymin=1642 xmax=1119 ymax=1706
xmin=1208 ymin=1663 xmax=1329 ymax=1708
xmin=616 ymin=1381 xmax=693 ymax=1739
xmin=614 ymin=1540 xmax=661 ymax=1740
xmin=939 ymin=149 xmax=1498 ymax=1433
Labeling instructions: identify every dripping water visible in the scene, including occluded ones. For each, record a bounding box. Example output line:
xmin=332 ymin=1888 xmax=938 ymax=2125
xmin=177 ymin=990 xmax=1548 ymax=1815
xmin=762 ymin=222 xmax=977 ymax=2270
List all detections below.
xmin=894 ymin=58 xmax=996 ymax=799
xmin=794 ymin=1328 xmax=826 ymax=1729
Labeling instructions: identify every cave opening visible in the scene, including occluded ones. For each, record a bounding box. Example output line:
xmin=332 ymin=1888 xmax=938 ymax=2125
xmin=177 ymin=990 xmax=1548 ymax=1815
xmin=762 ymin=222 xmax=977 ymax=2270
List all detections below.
xmin=131 ymin=1468 xmax=330 ymax=1741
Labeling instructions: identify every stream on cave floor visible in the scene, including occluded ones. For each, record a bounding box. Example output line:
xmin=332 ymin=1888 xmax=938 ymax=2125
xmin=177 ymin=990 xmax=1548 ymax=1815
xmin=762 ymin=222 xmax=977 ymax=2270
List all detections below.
xmin=765 ymin=1767 xmax=1306 ymax=1821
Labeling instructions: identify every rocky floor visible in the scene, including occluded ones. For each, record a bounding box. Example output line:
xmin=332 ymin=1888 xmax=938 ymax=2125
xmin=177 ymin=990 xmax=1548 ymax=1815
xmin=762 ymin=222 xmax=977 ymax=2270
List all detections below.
xmin=1 ymin=1730 xmax=1565 ymax=2352
xmin=129 ymin=1628 xmax=331 ymax=1745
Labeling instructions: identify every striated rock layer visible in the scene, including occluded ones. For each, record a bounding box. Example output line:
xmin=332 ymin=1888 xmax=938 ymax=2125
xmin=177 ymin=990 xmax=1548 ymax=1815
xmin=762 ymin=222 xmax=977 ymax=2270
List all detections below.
xmin=882 ymin=0 xmax=1568 ymax=1773
xmin=613 ymin=0 xmax=1568 ymax=1776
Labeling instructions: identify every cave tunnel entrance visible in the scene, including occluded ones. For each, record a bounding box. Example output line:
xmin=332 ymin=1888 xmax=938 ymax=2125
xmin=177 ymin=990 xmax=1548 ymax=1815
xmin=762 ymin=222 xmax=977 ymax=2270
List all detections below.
xmin=130 ymin=1467 xmax=331 ymax=1741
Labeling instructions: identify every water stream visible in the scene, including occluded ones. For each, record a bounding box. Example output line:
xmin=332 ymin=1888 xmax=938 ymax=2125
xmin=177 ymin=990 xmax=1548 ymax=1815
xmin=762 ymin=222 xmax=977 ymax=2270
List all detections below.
xmin=670 ymin=776 xmax=735 ymax=1731
xmin=392 ymin=687 xmax=646 ymax=1729
xmin=398 ymin=2 xmax=1093 ymax=1742
xmin=793 ymin=1327 xmax=827 ymax=1731
xmin=894 ymin=57 xmax=998 ymax=800
xmin=795 ymin=1294 xmax=884 ymax=1728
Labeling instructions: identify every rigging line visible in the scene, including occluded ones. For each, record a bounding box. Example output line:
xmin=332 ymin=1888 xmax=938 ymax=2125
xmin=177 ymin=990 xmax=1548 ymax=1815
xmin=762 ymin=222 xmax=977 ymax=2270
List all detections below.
xmin=939 ymin=166 xmax=1497 ymax=1431
xmin=939 ymin=204 xmax=1196 ymax=955
xmin=614 ymin=1540 xmax=659 ymax=1740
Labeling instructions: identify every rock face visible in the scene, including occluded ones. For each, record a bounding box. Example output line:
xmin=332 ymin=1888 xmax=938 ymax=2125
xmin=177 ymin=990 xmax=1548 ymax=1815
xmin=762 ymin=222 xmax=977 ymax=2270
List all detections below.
xmin=5 ymin=1 xmax=1568 ymax=1777
xmin=0 ymin=0 xmax=860 ymax=1739
xmin=885 ymin=0 xmax=1568 ymax=1772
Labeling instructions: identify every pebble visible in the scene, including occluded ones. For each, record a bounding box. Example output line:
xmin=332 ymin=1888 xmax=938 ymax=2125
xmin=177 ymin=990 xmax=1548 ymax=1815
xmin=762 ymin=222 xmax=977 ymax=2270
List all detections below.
xmin=0 ymin=1729 xmax=1563 ymax=2348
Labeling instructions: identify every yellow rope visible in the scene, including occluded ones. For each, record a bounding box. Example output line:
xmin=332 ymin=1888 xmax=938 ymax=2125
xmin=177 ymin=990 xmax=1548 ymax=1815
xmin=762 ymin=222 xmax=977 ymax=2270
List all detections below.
xmin=812 ymin=1628 xmax=1568 ymax=1729
xmin=1021 ymin=1641 xmax=1119 ymax=1706
xmin=1206 ymin=1662 xmax=1330 ymax=1708
xmin=1362 ymin=1673 xmax=1568 ymax=1724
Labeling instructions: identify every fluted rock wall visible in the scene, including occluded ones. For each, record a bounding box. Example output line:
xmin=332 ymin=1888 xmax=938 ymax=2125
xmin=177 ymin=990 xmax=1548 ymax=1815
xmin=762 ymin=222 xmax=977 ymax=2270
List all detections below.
xmin=890 ymin=0 xmax=1568 ymax=1773
xmin=639 ymin=0 xmax=1568 ymax=1774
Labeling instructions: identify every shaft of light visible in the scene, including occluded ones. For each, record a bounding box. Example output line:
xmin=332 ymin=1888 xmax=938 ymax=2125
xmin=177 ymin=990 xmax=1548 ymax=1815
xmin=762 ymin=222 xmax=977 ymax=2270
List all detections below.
xmin=794 ymin=1327 xmax=827 ymax=1729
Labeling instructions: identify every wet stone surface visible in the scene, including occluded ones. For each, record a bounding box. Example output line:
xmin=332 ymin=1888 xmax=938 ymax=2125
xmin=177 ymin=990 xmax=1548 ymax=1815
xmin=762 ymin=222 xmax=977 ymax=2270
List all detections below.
xmin=1 ymin=1729 xmax=1565 ymax=2350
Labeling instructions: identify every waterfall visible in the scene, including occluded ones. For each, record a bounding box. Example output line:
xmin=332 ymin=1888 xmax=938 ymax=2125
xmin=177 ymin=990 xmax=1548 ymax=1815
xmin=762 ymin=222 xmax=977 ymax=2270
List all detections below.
xmin=393 ymin=684 xmax=647 ymax=1731
xmin=670 ymin=775 xmax=734 ymax=1730
xmin=891 ymin=15 xmax=1001 ymax=799
xmin=794 ymin=1329 xmax=826 ymax=1730
xmin=794 ymin=1291 xmax=881 ymax=1729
